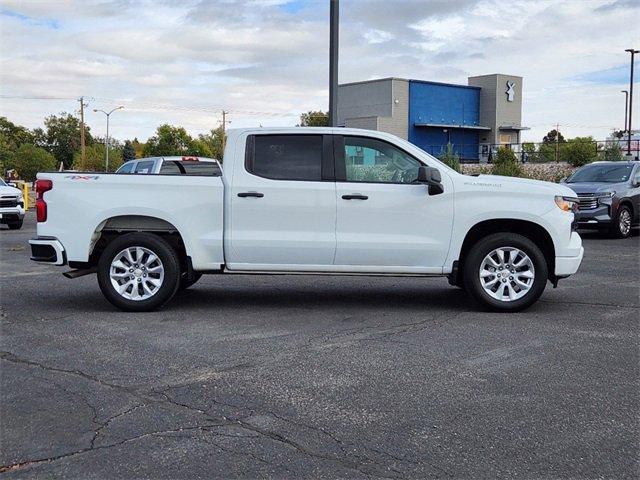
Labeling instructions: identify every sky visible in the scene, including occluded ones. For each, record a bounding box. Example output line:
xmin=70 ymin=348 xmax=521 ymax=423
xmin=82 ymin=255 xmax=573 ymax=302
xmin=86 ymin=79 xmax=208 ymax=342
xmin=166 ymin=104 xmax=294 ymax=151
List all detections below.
xmin=0 ymin=0 xmax=638 ymax=143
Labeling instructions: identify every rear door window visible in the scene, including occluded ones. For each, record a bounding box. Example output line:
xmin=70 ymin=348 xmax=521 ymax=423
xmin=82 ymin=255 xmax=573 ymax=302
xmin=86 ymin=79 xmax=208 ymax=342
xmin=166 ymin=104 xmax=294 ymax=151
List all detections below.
xmin=247 ymin=135 xmax=323 ymax=181
xmin=134 ymin=160 xmax=155 ymax=174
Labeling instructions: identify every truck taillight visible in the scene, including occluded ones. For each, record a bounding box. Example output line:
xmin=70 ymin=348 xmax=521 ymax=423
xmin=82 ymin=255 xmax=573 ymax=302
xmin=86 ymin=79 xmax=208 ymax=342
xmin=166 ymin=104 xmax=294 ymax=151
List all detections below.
xmin=35 ymin=179 xmax=53 ymax=222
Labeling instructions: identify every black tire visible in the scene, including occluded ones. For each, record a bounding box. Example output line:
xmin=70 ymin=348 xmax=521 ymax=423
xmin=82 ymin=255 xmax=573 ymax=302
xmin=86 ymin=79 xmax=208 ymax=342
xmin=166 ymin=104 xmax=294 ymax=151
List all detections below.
xmin=7 ymin=220 xmax=23 ymax=230
xmin=611 ymin=205 xmax=632 ymax=238
xmin=97 ymin=232 xmax=181 ymax=312
xmin=179 ymin=272 xmax=202 ymax=291
xmin=463 ymin=233 xmax=548 ymax=312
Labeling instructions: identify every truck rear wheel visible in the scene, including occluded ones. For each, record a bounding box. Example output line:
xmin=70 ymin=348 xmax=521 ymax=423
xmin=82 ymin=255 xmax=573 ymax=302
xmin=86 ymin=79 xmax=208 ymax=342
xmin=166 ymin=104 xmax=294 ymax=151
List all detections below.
xmin=97 ymin=233 xmax=181 ymax=312
xmin=463 ymin=233 xmax=548 ymax=312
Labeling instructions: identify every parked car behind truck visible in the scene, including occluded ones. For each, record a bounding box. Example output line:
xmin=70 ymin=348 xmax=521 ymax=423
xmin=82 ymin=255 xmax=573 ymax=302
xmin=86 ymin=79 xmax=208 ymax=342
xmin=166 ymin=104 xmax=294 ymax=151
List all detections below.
xmin=0 ymin=178 xmax=25 ymax=230
xmin=29 ymin=127 xmax=584 ymax=312
xmin=561 ymin=161 xmax=640 ymax=238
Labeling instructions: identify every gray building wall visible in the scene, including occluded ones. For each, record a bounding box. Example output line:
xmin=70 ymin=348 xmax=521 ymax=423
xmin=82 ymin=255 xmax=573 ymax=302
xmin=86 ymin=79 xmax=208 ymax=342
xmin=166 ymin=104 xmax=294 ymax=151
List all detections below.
xmin=337 ymin=78 xmax=408 ymax=139
xmin=468 ymin=74 xmax=524 ymax=145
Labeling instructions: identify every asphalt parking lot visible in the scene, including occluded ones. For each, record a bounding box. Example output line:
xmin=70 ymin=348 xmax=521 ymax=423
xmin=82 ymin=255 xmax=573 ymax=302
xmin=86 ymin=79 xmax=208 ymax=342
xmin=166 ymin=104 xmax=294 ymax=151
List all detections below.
xmin=1 ymin=212 xmax=638 ymax=479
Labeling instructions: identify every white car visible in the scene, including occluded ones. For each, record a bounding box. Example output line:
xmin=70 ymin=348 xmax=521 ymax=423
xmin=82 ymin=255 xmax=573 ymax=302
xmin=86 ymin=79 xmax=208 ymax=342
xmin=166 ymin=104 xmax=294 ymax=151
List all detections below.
xmin=29 ymin=127 xmax=584 ymax=312
xmin=115 ymin=156 xmax=221 ymax=175
xmin=0 ymin=178 xmax=25 ymax=230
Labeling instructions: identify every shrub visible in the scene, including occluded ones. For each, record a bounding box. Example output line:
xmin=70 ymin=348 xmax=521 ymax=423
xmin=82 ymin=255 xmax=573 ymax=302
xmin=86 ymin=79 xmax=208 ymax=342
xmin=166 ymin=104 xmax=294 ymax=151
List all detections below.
xmin=437 ymin=143 xmax=461 ymax=172
xmin=560 ymin=136 xmax=598 ymax=167
xmin=11 ymin=143 xmax=56 ymax=181
xmin=491 ymin=147 xmax=523 ymax=177
xmin=602 ymin=142 xmax=624 ymax=161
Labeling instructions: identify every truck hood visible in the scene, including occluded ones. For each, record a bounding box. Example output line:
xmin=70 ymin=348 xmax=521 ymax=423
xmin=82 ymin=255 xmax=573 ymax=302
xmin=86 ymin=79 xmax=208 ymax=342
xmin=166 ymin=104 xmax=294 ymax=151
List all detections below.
xmin=469 ymin=174 xmax=575 ymax=197
xmin=562 ymin=181 xmax=625 ymax=195
xmin=0 ymin=185 xmax=22 ymax=196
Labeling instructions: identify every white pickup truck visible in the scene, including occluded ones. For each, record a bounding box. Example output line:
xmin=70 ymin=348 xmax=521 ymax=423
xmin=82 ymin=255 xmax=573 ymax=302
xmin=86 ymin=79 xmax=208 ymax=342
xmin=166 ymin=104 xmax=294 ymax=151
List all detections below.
xmin=29 ymin=127 xmax=584 ymax=312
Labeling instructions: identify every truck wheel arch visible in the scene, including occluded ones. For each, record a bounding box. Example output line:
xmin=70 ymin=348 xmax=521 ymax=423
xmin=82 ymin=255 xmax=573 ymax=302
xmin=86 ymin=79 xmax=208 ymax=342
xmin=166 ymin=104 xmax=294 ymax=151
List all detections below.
xmin=88 ymin=215 xmax=189 ymax=269
xmin=452 ymin=219 xmax=556 ymax=286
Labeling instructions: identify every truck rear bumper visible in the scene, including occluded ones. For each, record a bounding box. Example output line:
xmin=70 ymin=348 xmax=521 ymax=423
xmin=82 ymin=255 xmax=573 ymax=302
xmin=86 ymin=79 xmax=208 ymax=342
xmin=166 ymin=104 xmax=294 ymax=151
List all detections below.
xmin=29 ymin=237 xmax=66 ymax=265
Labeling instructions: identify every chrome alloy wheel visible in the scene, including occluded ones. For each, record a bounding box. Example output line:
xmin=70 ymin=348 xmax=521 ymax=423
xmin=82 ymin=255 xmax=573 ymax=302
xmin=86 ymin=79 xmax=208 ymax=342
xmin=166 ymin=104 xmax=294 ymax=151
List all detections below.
xmin=479 ymin=247 xmax=535 ymax=302
xmin=109 ymin=246 xmax=164 ymax=301
xmin=619 ymin=209 xmax=631 ymax=236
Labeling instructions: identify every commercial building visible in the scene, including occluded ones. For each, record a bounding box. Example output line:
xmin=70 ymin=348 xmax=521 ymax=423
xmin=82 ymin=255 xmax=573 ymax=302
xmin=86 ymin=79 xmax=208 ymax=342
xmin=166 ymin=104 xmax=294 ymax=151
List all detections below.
xmin=337 ymin=74 xmax=528 ymax=162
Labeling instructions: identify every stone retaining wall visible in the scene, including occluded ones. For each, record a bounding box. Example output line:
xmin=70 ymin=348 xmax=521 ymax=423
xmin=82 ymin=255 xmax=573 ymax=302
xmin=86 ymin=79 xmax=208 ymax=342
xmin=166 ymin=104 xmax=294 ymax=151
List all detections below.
xmin=460 ymin=162 xmax=575 ymax=183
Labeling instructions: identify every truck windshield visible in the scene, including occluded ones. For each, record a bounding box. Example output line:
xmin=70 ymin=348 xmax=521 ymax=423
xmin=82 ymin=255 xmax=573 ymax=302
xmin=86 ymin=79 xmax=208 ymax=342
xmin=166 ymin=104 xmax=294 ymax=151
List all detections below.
xmin=566 ymin=164 xmax=634 ymax=183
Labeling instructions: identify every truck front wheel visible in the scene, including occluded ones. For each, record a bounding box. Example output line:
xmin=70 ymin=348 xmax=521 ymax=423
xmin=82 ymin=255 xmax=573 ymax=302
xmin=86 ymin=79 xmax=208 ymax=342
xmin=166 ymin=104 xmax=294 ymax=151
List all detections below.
xmin=463 ymin=233 xmax=548 ymax=312
xmin=97 ymin=233 xmax=181 ymax=312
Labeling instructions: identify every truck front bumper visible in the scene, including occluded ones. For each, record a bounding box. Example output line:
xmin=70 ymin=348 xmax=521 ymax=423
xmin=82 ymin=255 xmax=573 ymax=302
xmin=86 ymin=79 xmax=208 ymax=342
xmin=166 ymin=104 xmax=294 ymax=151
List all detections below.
xmin=554 ymin=231 xmax=584 ymax=276
xmin=0 ymin=206 xmax=25 ymax=224
xmin=29 ymin=237 xmax=66 ymax=265
xmin=574 ymin=205 xmax=612 ymax=229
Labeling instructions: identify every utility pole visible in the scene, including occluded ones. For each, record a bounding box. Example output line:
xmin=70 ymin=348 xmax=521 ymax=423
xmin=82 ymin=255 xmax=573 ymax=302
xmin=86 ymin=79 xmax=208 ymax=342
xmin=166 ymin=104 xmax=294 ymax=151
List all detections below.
xmin=220 ymin=110 xmax=230 ymax=153
xmin=625 ymin=48 xmax=639 ymax=157
xmin=621 ymin=90 xmax=629 ymax=134
xmin=328 ymin=0 xmax=339 ymax=127
xmin=79 ymin=97 xmax=87 ymax=170
xmin=555 ymin=122 xmax=560 ymax=163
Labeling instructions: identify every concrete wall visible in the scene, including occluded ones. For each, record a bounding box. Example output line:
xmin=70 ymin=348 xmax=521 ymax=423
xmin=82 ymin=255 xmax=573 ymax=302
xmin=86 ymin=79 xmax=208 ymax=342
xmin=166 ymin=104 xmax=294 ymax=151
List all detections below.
xmin=468 ymin=74 xmax=523 ymax=144
xmin=337 ymin=78 xmax=408 ymax=139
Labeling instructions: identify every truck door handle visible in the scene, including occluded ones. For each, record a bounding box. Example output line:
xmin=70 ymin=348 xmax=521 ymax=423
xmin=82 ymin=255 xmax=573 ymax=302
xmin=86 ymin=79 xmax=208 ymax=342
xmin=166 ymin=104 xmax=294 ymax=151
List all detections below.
xmin=237 ymin=192 xmax=264 ymax=198
xmin=342 ymin=194 xmax=368 ymax=200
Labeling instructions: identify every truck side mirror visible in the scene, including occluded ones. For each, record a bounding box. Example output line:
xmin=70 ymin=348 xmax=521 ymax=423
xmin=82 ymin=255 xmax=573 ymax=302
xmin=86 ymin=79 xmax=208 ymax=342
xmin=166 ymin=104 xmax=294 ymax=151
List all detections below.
xmin=418 ymin=166 xmax=444 ymax=195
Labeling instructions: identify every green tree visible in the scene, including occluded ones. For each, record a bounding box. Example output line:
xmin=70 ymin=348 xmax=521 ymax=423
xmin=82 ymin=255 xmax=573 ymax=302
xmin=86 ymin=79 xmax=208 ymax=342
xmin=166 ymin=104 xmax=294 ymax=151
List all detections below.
xmin=197 ymin=126 xmax=225 ymax=160
xmin=491 ymin=147 xmax=523 ymax=177
xmin=298 ymin=111 xmax=329 ymax=127
xmin=560 ymin=136 xmax=598 ymax=167
xmin=542 ymin=129 xmax=565 ymax=144
xmin=43 ymin=112 xmax=92 ymax=168
xmin=0 ymin=117 xmax=36 ymax=172
xmin=143 ymin=124 xmax=205 ymax=157
xmin=437 ymin=143 xmax=461 ymax=172
xmin=131 ymin=138 xmax=145 ymax=158
xmin=12 ymin=144 xmax=56 ymax=181
xmin=72 ymin=143 xmax=123 ymax=172
xmin=602 ymin=142 xmax=624 ymax=161
xmin=122 ymin=140 xmax=136 ymax=162
xmin=0 ymin=116 xmax=35 ymax=148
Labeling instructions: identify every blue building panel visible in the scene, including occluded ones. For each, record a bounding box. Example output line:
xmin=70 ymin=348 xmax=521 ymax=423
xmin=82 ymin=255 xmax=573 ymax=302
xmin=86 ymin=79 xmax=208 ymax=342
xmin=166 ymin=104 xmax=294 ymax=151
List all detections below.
xmin=408 ymin=80 xmax=482 ymax=161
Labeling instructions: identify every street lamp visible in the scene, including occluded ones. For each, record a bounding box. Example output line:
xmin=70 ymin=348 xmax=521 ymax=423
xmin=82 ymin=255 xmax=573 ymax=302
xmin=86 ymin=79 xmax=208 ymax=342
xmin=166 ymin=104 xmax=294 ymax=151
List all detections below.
xmin=624 ymin=49 xmax=639 ymax=157
xmin=93 ymin=106 xmax=124 ymax=171
xmin=621 ymin=90 xmax=628 ymax=134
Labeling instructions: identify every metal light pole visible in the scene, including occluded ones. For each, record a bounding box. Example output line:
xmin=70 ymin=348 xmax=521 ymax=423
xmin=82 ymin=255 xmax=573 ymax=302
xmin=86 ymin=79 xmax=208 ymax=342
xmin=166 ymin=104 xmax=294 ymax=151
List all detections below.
xmin=621 ymin=90 xmax=628 ymax=134
xmin=328 ymin=0 xmax=339 ymax=127
xmin=94 ymin=106 xmax=124 ymax=171
xmin=625 ymin=49 xmax=639 ymax=157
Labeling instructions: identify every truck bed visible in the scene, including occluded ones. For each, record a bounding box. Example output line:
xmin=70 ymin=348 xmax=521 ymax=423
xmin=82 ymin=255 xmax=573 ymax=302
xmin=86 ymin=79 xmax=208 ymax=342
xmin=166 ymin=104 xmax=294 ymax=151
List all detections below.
xmin=35 ymin=172 xmax=225 ymax=270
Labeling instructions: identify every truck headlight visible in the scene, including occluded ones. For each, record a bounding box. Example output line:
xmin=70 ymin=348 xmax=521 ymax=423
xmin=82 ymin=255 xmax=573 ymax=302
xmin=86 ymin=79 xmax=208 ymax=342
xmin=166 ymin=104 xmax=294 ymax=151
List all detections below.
xmin=595 ymin=191 xmax=615 ymax=204
xmin=555 ymin=195 xmax=579 ymax=213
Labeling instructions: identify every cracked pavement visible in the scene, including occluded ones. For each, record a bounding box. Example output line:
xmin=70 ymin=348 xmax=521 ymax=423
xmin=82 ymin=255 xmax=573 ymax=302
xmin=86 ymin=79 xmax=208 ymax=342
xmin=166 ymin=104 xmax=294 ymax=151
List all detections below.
xmin=0 ymin=213 xmax=638 ymax=479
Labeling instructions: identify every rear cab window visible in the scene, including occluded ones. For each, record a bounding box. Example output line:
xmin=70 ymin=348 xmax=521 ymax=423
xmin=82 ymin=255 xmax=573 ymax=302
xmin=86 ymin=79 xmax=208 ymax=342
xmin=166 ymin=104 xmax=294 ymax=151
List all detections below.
xmin=159 ymin=160 xmax=221 ymax=176
xmin=246 ymin=135 xmax=327 ymax=181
